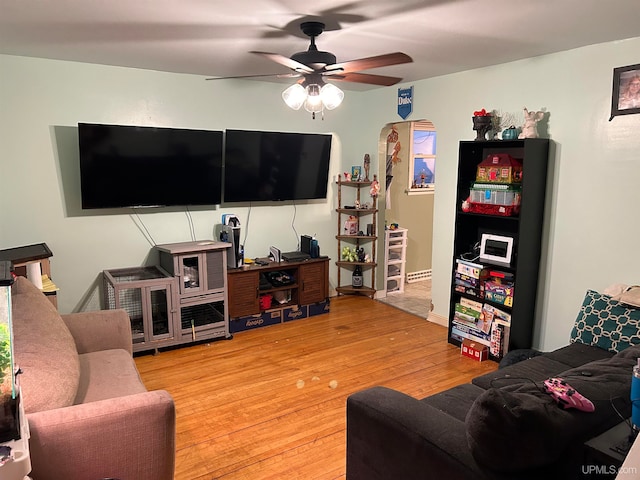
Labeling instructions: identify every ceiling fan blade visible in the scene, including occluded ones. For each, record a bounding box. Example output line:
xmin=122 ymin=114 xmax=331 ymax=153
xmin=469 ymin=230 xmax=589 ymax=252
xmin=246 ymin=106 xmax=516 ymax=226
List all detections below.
xmin=206 ymin=72 xmax=301 ymax=81
xmin=326 ymin=71 xmax=404 ymax=86
xmin=250 ymin=51 xmax=314 ymax=74
xmin=325 ymin=52 xmax=412 ymax=74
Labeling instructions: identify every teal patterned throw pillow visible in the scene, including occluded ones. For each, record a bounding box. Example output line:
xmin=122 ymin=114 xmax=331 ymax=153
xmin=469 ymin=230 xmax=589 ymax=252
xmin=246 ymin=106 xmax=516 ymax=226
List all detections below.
xmin=570 ymin=290 xmax=640 ymax=353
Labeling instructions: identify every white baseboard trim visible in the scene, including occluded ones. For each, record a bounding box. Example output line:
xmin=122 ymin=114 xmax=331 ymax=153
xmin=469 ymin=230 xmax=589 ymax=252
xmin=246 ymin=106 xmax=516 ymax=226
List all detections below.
xmin=427 ymin=312 xmax=448 ymax=327
xmin=406 ymin=269 xmax=432 ymax=283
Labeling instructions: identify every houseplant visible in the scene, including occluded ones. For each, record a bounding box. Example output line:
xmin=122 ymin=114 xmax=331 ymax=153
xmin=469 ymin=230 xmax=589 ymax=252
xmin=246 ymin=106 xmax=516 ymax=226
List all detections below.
xmin=0 ymin=286 xmax=17 ymax=442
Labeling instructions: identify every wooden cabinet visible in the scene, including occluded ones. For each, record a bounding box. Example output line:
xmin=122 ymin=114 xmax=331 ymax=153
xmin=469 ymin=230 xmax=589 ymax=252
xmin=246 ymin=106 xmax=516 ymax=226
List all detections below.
xmin=299 ymin=260 xmax=328 ymax=305
xmin=447 ymin=139 xmax=550 ymax=359
xmin=227 ymin=270 xmax=260 ymax=318
xmin=227 ymin=257 xmax=329 ymax=318
xmin=335 ymin=174 xmax=378 ymax=298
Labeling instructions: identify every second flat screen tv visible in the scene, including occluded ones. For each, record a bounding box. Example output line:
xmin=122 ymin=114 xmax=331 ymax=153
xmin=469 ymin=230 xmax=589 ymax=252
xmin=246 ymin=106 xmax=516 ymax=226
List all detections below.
xmin=224 ymin=129 xmax=332 ymax=202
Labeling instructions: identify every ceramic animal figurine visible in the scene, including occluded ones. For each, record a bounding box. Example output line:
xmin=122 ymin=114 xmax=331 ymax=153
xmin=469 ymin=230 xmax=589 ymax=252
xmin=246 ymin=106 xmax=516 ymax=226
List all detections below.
xmin=519 ymin=108 xmax=544 ymax=139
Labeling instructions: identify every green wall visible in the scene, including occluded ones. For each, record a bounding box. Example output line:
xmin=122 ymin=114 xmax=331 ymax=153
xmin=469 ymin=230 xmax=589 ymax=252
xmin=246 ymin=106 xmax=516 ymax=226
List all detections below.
xmin=2 ymin=35 xmax=640 ymax=351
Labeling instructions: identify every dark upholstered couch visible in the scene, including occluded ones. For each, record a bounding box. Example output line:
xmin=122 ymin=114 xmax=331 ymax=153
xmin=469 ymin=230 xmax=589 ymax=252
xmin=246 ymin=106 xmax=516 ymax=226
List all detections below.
xmin=346 ymin=341 xmax=638 ymax=479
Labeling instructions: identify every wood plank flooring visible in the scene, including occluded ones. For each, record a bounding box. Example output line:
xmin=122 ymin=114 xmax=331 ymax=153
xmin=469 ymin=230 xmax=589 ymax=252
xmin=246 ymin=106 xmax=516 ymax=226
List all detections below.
xmin=135 ymin=295 xmax=498 ymax=480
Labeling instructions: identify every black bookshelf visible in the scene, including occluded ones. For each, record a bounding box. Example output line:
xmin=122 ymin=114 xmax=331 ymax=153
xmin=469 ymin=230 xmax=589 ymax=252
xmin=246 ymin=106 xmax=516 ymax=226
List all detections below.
xmin=448 ymin=138 xmax=550 ymax=358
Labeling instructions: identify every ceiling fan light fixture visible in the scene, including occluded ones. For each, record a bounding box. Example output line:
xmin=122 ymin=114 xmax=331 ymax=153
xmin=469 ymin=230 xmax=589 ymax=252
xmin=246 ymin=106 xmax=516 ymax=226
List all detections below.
xmin=222 ymin=22 xmax=413 ymax=118
xmin=320 ymin=83 xmax=344 ymax=110
xmin=282 ymin=83 xmax=306 ymax=110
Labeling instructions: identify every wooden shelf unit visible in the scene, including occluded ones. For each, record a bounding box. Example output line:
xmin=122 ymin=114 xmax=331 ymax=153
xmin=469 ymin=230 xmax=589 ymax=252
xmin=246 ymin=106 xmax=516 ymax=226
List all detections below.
xmin=335 ymin=175 xmax=377 ymax=298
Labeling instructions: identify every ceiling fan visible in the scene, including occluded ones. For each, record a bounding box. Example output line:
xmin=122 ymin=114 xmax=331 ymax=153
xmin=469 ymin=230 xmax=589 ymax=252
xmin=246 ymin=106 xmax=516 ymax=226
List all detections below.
xmin=251 ymin=21 xmax=412 ymax=86
xmin=208 ymin=21 xmax=413 ymax=118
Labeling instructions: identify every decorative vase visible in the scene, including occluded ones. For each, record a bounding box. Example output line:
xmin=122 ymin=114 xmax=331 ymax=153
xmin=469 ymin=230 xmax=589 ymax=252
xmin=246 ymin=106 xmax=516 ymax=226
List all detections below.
xmin=472 ymin=116 xmax=492 ymax=141
xmin=502 ymin=126 xmax=518 ymax=140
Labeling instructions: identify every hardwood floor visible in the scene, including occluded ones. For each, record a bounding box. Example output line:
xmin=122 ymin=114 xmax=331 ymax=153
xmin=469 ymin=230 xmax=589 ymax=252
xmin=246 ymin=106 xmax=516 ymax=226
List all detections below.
xmin=135 ymin=295 xmax=498 ymax=480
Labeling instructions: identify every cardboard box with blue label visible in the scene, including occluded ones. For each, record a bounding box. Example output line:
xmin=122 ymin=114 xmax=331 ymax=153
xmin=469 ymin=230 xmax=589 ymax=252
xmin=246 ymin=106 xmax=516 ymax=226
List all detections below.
xmin=230 ymin=309 xmax=282 ymax=333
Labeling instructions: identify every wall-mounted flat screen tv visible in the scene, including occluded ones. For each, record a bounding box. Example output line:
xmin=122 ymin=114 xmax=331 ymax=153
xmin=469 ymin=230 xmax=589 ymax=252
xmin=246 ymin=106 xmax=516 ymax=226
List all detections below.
xmin=78 ymin=123 xmax=223 ymax=209
xmin=223 ymin=129 xmax=332 ymax=202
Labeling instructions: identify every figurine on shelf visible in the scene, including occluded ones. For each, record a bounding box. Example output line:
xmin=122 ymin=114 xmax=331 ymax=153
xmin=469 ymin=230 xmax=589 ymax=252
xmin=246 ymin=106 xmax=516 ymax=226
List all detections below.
xmin=343 ymin=172 xmax=351 ymax=182
xmin=370 ymin=174 xmax=380 ymax=197
xmin=344 ymin=215 xmax=358 ymax=235
xmin=502 ymin=126 xmax=518 ymax=140
xmin=363 ymin=154 xmax=371 ymax=181
xmin=519 ymin=107 xmax=544 ymax=139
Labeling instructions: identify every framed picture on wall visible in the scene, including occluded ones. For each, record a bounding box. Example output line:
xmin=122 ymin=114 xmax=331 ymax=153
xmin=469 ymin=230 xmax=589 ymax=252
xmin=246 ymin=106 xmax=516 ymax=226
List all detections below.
xmin=609 ymin=63 xmax=640 ymax=120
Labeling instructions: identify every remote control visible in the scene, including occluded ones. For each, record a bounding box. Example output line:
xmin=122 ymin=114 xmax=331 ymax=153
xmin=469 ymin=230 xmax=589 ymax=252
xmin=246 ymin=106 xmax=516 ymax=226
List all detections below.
xmin=543 ymin=377 xmax=595 ymax=412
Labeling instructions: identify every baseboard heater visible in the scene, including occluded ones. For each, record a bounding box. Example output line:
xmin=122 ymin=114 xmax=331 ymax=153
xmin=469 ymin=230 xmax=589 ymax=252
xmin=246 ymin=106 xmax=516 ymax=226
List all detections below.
xmin=406 ymin=269 xmax=432 ymax=283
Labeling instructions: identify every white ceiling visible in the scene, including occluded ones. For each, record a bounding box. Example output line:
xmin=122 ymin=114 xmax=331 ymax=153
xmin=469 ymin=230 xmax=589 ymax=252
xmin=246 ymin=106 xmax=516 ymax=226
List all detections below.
xmin=2 ymin=0 xmax=640 ymax=91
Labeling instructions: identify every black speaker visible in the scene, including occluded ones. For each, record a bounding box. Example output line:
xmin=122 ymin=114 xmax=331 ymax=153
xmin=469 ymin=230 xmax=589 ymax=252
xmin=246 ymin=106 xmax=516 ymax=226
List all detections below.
xmin=220 ymin=225 xmax=242 ymax=268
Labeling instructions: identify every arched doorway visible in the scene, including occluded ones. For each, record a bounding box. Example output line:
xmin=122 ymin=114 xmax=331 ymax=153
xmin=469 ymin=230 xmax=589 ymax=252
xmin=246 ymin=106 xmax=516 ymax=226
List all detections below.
xmin=375 ymin=120 xmax=435 ymax=319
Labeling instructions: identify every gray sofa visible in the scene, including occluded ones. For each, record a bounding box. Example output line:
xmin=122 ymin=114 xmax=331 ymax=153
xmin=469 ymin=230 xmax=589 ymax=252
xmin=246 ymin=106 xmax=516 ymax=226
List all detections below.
xmin=346 ymin=341 xmax=638 ymax=479
xmin=11 ymin=276 xmax=176 ymax=480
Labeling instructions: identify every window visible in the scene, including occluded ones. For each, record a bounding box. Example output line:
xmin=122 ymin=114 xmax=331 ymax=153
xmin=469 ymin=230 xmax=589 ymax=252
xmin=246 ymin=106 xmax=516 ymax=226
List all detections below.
xmin=408 ymin=121 xmax=436 ymax=195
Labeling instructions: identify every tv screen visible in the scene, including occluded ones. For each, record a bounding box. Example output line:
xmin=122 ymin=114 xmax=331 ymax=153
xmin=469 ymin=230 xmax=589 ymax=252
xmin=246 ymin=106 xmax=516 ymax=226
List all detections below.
xmin=223 ymin=129 xmax=332 ymax=202
xmin=78 ymin=123 xmax=223 ymax=209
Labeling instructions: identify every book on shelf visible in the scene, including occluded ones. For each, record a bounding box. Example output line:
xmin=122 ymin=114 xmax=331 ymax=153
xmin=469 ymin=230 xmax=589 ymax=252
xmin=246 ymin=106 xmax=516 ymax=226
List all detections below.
xmin=456 ymin=258 xmax=485 ymax=278
xmin=460 ymin=297 xmax=483 ymax=312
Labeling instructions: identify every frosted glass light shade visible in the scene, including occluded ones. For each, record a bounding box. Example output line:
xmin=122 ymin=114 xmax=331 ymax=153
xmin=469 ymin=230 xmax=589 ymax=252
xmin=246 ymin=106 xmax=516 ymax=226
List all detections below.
xmin=303 ymin=84 xmax=323 ymax=113
xmin=283 ymin=81 xmax=345 ymax=114
xmin=282 ymin=83 xmax=306 ymax=110
xmin=320 ymin=83 xmax=344 ymax=110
